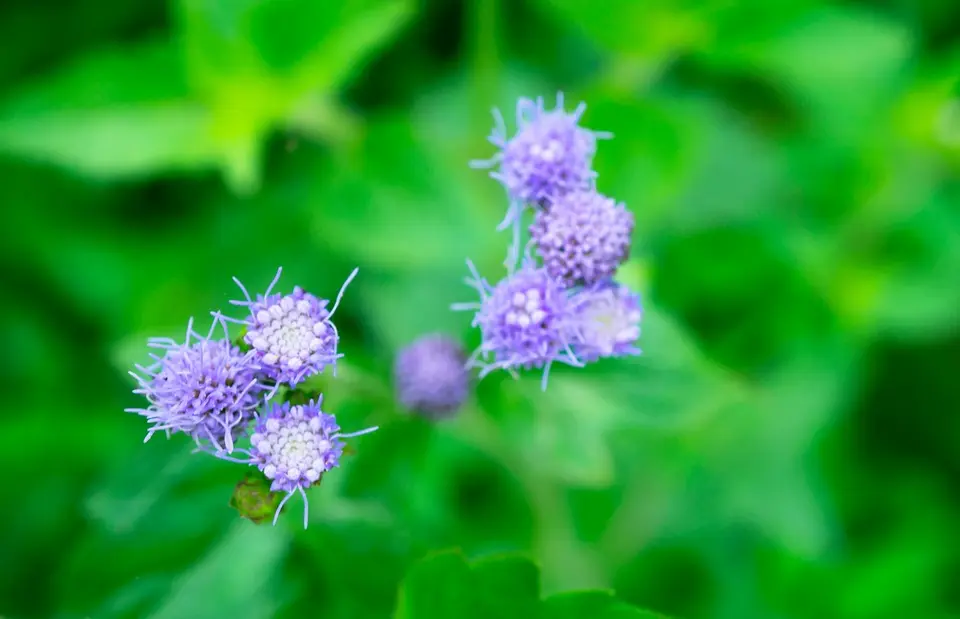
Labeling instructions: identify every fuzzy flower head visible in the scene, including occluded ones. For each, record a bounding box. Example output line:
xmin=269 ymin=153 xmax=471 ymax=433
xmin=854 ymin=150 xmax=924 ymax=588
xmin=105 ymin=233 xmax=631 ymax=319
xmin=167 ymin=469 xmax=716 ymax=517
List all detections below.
xmin=245 ymin=398 xmax=378 ymax=528
xmin=126 ymin=315 xmax=262 ymax=454
xmin=473 ymin=93 xmax=610 ymax=210
xmin=471 ymin=93 xmax=611 ymax=265
xmin=394 ymin=334 xmax=470 ymax=419
xmin=571 ymin=282 xmax=642 ymax=361
xmin=452 ymin=258 xmax=583 ymax=390
xmin=229 ymin=267 xmax=358 ymax=389
xmin=530 ymin=189 xmax=635 ymax=288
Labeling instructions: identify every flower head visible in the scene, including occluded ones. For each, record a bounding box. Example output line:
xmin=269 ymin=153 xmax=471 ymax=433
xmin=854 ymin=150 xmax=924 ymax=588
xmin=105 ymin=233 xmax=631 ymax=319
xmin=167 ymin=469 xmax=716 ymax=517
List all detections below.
xmin=229 ymin=267 xmax=358 ymax=390
xmin=452 ymin=258 xmax=583 ymax=390
xmin=394 ymin=334 xmax=470 ymax=419
xmin=530 ymin=189 xmax=634 ymax=288
xmin=243 ymin=398 xmax=377 ymax=528
xmin=126 ymin=315 xmax=262 ymax=454
xmin=471 ymin=93 xmax=611 ymax=266
xmin=571 ymin=282 xmax=642 ymax=361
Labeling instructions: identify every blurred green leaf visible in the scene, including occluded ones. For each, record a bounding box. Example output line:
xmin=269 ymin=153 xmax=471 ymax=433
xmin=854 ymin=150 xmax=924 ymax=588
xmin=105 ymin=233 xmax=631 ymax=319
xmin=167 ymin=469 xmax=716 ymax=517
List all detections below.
xmin=525 ymin=377 xmax=617 ymax=487
xmin=869 ymin=193 xmax=960 ymax=338
xmin=395 ymin=550 xmax=474 ymax=619
xmin=147 ymin=522 xmax=289 ymax=619
xmin=179 ymin=0 xmax=414 ymax=94
xmin=354 ymin=268 xmax=473 ymax=354
xmin=531 ymin=0 xmax=708 ymax=60
xmin=0 ymin=40 xmax=218 ymax=178
xmin=176 ymin=0 xmax=415 ymax=191
xmin=311 ymin=115 xmax=495 ymax=271
xmin=396 ymin=552 xmax=663 ymax=619
xmin=541 ymin=590 xmax=668 ymax=618
xmin=726 ymin=7 xmax=913 ymax=139
xmin=471 ymin=554 xmax=541 ymax=619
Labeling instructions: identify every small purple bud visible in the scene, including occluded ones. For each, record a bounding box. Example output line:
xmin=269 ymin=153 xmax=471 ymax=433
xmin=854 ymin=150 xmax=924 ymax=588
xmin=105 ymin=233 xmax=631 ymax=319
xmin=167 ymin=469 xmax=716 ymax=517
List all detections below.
xmin=530 ymin=189 xmax=635 ymax=288
xmin=394 ymin=334 xmax=470 ymax=419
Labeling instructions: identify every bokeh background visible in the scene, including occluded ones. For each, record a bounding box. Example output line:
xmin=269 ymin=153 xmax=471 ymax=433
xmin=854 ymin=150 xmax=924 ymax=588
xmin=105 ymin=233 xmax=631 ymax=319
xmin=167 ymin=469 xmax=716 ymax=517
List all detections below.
xmin=1 ymin=0 xmax=959 ymax=617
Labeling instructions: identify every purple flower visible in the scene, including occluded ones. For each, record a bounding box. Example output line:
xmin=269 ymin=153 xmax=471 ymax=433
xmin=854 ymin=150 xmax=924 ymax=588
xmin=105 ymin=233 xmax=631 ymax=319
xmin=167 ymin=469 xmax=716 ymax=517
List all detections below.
xmin=226 ymin=398 xmax=377 ymax=528
xmin=452 ymin=258 xmax=583 ymax=390
xmin=471 ymin=93 xmax=611 ymax=265
xmin=126 ymin=314 xmax=262 ymax=454
xmin=228 ymin=267 xmax=358 ymax=390
xmin=530 ymin=189 xmax=635 ymax=288
xmin=394 ymin=334 xmax=470 ymax=419
xmin=571 ymin=282 xmax=642 ymax=361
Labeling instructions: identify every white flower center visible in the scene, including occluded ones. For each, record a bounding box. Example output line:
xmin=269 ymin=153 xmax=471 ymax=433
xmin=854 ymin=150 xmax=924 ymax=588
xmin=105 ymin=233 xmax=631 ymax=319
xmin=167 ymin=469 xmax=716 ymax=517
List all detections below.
xmin=251 ymin=416 xmax=331 ymax=484
xmin=504 ymin=287 xmax=547 ymax=328
xmin=581 ymin=295 xmax=641 ymax=354
xmin=249 ymin=296 xmax=330 ymax=370
xmin=529 ymin=139 xmax=564 ymax=163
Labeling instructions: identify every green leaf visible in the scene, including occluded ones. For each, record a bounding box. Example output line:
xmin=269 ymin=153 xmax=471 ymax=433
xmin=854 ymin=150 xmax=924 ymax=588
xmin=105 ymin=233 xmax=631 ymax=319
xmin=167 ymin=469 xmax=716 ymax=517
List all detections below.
xmin=531 ymin=0 xmax=709 ymax=60
xmin=174 ymin=0 xmax=416 ymax=191
xmin=395 ymin=550 xmax=474 ymax=619
xmin=727 ymin=7 xmax=912 ymax=139
xmin=525 ymin=378 xmax=617 ymax=487
xmin=353 ymin=269 xmax=476 ymax=354
xmin=396 ymin=552 xmax=665 ymax=619
xmin=179 ymin=0 xmax=414 ymax=95
xmin=146 ymin=522 xmax=289 ymax=619
xmin=541 ymin=590 xmax=667 ymax=619
xmin=311 ymin=115 xmax=496 ymax=271
xmin=0 ymin=39 xmax=219 ymax=179
xmin=870 ymin=194 xmax=960 ymax=338
xmin=471 ymin=554 xmax=541 ymax=619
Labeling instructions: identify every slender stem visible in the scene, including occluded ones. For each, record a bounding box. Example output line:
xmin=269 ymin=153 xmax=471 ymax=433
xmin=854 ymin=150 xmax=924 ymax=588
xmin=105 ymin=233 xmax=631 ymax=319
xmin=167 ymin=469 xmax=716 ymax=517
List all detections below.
xmin=466 ymin=0 xmax=500 ymax=125
xmin=452 ymin=404 xmax=608 ymax=592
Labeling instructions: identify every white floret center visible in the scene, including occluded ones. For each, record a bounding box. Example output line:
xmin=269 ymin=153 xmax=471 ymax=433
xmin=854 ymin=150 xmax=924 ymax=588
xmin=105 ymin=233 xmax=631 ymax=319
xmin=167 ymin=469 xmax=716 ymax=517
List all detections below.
xmin=252 ymin=416 xmax=331 ymax=484
xmin=582 ymin=295 xmax=641 ymax=354
xmin=249 ymin=296 xmax=330 ymax=370
xmin=529 ymin=138 xmax=564 ymax=163
xmin=504 ymin=287 xmax=547 ymax=329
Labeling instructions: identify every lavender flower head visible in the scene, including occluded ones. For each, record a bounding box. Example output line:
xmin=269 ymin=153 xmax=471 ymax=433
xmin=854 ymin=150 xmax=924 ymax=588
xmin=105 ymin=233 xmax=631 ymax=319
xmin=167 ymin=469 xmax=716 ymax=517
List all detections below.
xmin=233 ymin=398 xmax=377 ymax=528
xmin=452 ymin=258 xmax=583 ymax=390
xmin=394 ymin=334 xmax=470 ymax=419
xmin=126 ymin=314 xmax=262 ymax=454
xmin=530 ymin=189 xmax=635 ymax=288
xmin=471 ymin=93 xmax=611 ymax=265
xmin=571 ymin=282 xmax=642 ymax=361
xmin=229 ymin=267 xmax=358 ymax=390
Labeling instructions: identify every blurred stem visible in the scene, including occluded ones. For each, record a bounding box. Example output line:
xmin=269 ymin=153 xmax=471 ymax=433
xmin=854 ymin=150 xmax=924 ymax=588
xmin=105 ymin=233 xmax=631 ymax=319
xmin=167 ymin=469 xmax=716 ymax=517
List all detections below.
xmin=466 ymin=0 xmax=500 ymax=123
xmin=588 ymin=54 xmax=677 ymax=97
xmin=452 ymin=404 xmax=608 ymax=592
xmin=287 ymin=94 xmax=362 ymax=151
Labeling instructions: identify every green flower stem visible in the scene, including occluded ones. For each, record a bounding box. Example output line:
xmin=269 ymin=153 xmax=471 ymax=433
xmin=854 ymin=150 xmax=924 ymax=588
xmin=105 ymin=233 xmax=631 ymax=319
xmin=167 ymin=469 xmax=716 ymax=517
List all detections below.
xmin=452 ymin=403 xmax=609 ymax=593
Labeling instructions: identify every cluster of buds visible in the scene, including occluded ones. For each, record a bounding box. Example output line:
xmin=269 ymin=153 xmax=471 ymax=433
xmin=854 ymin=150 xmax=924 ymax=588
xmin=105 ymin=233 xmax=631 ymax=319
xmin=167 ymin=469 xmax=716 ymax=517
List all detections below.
xmin=127 ymin=268 xmax=377 ymax=528
xmin=455 ymin=93 xmax=642 ymax=389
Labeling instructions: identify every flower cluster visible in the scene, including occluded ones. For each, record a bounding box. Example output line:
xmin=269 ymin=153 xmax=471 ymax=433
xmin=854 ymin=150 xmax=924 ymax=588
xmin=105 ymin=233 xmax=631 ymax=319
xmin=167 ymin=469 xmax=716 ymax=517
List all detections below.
xmin=456 ymin=93 xmax=642 ymax=389
xmin=127 ymin=267 xmax=377 ymax=528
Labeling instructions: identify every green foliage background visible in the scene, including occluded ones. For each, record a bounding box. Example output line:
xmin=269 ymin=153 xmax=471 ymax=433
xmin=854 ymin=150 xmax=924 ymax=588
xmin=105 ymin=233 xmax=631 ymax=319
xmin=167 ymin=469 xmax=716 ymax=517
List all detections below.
xmin=1 ymin=0 xmax=958 ymax=617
